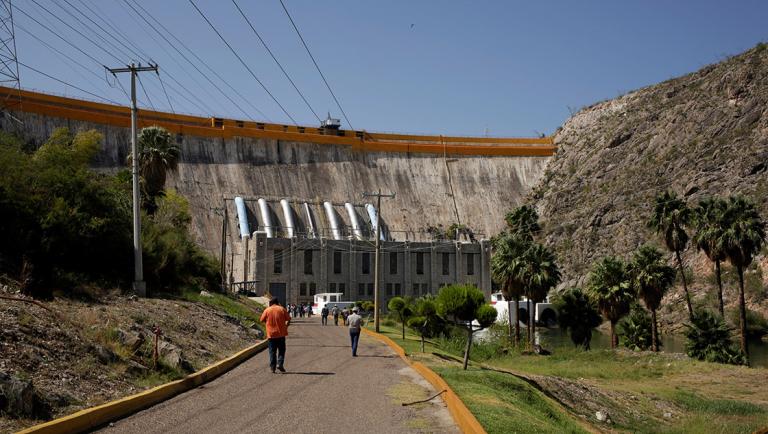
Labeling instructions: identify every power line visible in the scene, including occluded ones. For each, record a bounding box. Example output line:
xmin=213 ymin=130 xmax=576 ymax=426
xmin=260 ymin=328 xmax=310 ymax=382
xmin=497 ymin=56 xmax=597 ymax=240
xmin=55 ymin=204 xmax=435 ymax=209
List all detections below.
xmin=76 ymin=0 xmax=150 ymax=61
xmin=232 ymin=0 xmax=320 ymax=122
xmin=27 ymin=0 xmax=122 ymax=64
xmin=17 ymin=60 xmax=120 ymax=104
xmin=125 ymin=0 xmax=272 ymax=122
xmin=156 ymin=71 xmax=175 ymax=114
xmin=189 ymin=0 xmax=298 ymax=125
xmin=49 ymin=0 xmax=135 ymax=62
xmin=136 ymin=73 xmax=155 ymax=110
xmin=277 ymin=0 xmax=353 ymax=130
xmin=122 ymin=0 xmax=264 ymax=121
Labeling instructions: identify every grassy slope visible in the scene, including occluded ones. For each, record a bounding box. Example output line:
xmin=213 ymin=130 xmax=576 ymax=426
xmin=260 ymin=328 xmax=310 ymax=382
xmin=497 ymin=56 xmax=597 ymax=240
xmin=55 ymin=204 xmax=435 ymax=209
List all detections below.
xmin=369 ymin=323 xmax=768 ymax=434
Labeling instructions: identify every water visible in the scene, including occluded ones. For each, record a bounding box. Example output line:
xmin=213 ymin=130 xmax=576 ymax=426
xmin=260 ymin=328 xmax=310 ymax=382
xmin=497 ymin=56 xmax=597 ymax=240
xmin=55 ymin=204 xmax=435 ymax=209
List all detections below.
xmin=534 ymin=328 xmax=768 ymax=369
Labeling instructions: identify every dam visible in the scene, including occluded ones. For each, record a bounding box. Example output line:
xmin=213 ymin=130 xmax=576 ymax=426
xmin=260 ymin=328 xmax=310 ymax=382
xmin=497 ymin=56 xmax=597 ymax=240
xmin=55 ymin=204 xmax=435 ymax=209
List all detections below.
xmin=0 ymin=86 xmax=555 ymax=299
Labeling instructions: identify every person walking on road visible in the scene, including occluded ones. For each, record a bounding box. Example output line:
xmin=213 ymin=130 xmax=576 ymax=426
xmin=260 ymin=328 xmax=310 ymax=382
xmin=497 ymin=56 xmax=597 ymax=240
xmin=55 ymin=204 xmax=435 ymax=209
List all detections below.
xmin=321 ymin=305 xmax=329 ymax=325
xmin=259 ymin=297 xmax=291 ymax=373
xmin=332 ymin=305 xmax=340 ymax=326
xmin=348 ymin=307 xmax=363 ymax=357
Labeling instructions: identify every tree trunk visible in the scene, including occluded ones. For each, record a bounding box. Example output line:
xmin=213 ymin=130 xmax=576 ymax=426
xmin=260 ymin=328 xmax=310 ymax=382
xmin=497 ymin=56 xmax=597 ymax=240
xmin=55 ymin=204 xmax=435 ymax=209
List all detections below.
xmin=651 ymin=308 xmax=658 ymax=352
xmin=507 ymin=300 xmax=514 ymax=345
xmin=737 ymin=266 xmax=750 ymax=365
xmin=401 ymin=314 xmax=406 ymax=340
xmin=530 ymin=302 xmax=537 ymax=349
xmin=610 ymin=320 xmax=617 ymax=349
xmin=526 ymin=300 xmax=532 ymax=350
xmin=675 ymin=250 xmax=693 ymax=319
xmin=463 ymin=325 xmax=473 ymax=370
xmin=514 ymin=298 xmax=520 ymax=347
xmin=715 ymin=260 xmax=724 ymax=317
xmin=421 ymin=333 xmax=425 ymax=353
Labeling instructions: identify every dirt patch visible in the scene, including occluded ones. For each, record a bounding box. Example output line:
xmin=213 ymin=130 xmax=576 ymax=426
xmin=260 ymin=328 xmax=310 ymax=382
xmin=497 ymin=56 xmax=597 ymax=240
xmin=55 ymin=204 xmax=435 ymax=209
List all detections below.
xmin=0 ymin=289 xmax=263 ymax=433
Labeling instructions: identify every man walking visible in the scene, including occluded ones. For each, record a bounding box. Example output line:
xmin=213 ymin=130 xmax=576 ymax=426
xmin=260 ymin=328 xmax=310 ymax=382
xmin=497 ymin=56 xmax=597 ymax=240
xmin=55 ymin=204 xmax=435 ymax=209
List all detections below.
xmin=259 ymin=297 xmax=291 ymax=373
xmin=348 ymin=307 xmax=363 ymax=357
xmin=332 ymin=305 xmax=340 ymax=326
xmin=321 ymin=305 xmax=329 ymax=325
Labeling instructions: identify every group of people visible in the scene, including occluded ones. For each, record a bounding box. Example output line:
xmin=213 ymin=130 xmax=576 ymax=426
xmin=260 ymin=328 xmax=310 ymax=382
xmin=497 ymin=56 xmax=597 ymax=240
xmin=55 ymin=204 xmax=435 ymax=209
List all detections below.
xmin=259 ymin=297 xmax=364 ymax=373
xmin=287 ymin=303 xmax=312 ymax=318
xmin=319 ymin=304 xmax=354 ymax=326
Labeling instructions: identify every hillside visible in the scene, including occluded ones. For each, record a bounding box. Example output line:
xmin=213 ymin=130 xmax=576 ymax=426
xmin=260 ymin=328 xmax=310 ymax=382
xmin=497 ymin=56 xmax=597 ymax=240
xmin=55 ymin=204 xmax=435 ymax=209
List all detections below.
xmin=532 ymin=43 xmax=768 ymax=323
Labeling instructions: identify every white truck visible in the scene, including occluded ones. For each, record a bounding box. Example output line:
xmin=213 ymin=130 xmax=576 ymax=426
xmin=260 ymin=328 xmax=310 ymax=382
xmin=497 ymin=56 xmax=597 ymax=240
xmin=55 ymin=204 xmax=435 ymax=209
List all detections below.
xmin=490 ymin=292 xmax=558 ymax=327
xmin=312 ymin=293 xmax=356 ymax=315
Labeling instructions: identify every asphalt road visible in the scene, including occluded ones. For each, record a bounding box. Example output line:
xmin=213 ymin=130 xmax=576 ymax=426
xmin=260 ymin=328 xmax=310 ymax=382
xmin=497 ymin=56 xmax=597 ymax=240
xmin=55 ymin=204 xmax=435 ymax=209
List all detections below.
xmin=100 ymin=316 xmax=457 ymax=434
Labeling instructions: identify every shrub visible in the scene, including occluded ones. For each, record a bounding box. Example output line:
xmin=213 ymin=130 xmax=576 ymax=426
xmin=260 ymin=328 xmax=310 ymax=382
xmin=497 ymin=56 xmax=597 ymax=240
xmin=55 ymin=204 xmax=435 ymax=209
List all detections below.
xmin=436 ymin=284 xmax=497 ymax=369
xmin=553 ymin=287 xmax=602 ymax=350
xmin=618 ymin=305 xmax=657 ymax=351
xmin=685 ymin=310 xmax=746 ymax=365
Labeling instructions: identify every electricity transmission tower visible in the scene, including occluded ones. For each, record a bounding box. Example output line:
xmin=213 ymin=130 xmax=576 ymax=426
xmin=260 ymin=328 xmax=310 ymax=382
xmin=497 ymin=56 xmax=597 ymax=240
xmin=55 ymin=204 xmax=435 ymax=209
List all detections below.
xmin=0 ymin=0 xmax=21 ymax=119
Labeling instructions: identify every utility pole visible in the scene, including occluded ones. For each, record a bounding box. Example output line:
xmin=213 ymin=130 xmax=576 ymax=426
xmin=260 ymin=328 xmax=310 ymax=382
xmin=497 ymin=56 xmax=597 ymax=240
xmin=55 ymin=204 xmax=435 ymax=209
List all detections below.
xmin=363 ymin=189 xmax=395 ymax=332
xmin=107 ymin=63 xmax=158 ymax=297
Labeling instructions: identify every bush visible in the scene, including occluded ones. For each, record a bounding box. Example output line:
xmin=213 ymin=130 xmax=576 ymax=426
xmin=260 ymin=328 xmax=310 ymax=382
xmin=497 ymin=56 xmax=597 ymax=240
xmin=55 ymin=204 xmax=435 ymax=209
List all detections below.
xmin=553 ymin=287 xmax=602 ymax=350
xmin=618 ymin=305 xmax=657 ymax=351
xmin=685 ymin=310 xmax=746 ymax=365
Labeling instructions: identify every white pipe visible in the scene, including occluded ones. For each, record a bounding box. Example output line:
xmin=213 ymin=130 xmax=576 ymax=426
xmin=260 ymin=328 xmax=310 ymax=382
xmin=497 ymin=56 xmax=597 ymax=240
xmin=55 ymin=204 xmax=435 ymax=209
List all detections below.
xmin=323 ymin=201 xmax=341 ymax=240
xmin=365 ymin=203 xmax=385 ymax=241
xmin=258 ymin=198 xmax=274 ymax=238
xmin=280 ymin=199 xmax=295 ymax=238
xmin=234 ymin=197 xmax=250 ymax=239
xmin=345 ymin=202 xmax=363 ymax=240
xmin=304 ymin=202 xmax=316 ymax=239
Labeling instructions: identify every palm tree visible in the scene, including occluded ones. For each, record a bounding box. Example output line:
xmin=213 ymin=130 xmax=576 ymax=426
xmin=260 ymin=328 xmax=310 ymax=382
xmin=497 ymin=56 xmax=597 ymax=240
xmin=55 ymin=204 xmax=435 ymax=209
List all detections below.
xmin=587 ymin=256 xmax=635 ymax=349
xmin=648 ymin=190 xmax=693 ymax=319
xmin=491 ymin=233 xmax=530 ymax=346
xmin=520 ymin=243 xmax=561 ymax=349
xmin=128 ymin=126 xmax=180 ymax=211
xmin=721 ymin=196 xmax=766 ymax=362
xmin=505 ymin=205 xmax=541 ymax=240
xmin=692 ymin=197 xmax=729 ymax=316
xmin=631 ymin=245 xmax=676 ymax=352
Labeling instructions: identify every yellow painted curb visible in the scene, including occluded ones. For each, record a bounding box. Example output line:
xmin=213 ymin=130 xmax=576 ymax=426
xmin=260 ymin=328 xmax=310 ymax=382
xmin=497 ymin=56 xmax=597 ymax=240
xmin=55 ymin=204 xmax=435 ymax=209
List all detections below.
xmin=17 ymin=340 xmax=269 ymax=434
xmin=361 ymin=328 xmax=487 ymax=434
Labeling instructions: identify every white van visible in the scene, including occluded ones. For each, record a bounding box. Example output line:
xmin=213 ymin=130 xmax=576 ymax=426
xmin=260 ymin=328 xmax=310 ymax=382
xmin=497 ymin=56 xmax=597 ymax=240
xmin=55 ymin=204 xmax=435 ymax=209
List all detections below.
xmin=312 ymin=293 xmax=355 ymax=315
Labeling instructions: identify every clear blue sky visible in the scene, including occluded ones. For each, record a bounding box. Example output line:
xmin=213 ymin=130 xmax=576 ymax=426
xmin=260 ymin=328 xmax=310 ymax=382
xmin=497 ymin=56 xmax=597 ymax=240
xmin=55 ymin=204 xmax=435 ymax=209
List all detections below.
xmin=14 ymin=0 xmax=768 ymax=137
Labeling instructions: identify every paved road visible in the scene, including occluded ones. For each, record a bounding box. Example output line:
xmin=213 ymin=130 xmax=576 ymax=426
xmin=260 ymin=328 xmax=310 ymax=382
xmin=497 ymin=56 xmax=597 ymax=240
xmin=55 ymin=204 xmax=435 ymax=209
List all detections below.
xmin=101 ymin=316 xmax=457 ymax=434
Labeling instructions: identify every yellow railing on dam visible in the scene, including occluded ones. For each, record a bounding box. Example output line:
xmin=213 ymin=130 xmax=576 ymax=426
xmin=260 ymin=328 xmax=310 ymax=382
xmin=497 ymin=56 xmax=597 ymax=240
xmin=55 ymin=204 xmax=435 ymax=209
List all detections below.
xmin=0 ymin=86 xmax=555 ymax=157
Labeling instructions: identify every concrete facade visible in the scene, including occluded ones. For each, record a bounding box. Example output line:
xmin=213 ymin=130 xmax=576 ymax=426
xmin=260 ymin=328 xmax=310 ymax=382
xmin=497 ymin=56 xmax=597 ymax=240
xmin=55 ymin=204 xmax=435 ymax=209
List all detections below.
xmin=237 ymin=235 xmax=491 ymax=306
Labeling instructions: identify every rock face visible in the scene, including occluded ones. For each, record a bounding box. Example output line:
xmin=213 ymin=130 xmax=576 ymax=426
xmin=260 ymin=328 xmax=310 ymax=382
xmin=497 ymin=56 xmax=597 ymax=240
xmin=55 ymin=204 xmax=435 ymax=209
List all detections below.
xmin=0 ymin=372 xmax=51 ymax=420
xmin=533 ymin=44 xmax=768 ymax=285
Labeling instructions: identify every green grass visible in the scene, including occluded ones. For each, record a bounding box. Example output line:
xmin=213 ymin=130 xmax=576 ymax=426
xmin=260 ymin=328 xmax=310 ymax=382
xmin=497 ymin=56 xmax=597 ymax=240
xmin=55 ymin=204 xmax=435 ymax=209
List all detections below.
xmin=181 ymin=290 xmax=265 ymax=331
xmin=671 ymin=391 xmax=765 ymax=416
xmin=433 ymin=367 xmax=587 ymax=434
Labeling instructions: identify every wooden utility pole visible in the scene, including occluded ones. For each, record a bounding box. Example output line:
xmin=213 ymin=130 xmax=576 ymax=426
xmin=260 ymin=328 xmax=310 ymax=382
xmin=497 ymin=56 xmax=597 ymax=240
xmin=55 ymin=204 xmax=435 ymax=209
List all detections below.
xmin=363 ymin=189 xmax=395 ymax=332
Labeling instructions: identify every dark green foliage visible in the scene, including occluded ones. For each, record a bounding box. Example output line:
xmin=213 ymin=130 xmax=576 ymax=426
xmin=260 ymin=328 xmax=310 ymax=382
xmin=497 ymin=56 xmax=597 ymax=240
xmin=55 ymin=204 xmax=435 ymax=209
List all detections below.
xmin=0 ymin=128 xmax=218 ymax=298
xmin=504 ymin=205 xmax=540 ymax=240
xmin=129 ymin=126 xmax=180 ymax=213
xmin=587 ymin=256 xmax=636 ymax=349
xmin=684 ymin=310 xmax=746 ymax=365
xmin=437 ymin=284 xmax=497 ymax=369
xmin=630 ymin=244 xmax=675 ymax=351
xmin=406 ymin=296 xmax=446 ymax=339
xmin=0 ymin=129 xmax=132 ymax=297
xmin=553 ymin=288 xmax=602 ymax=350
xmin=618 ymin=305 xmax=657 ymax=351
xmin=388 ymin=296 xmax=413 ymax=339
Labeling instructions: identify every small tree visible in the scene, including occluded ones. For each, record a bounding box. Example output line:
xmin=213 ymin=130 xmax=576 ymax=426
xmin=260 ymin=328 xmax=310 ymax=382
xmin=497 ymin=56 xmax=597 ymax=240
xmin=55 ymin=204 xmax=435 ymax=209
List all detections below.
xmin=128 ymin=125 xmax=180 ymax=213
xmin=553 ymin=288 xmax=602 ymax=350
xmin=587 ymin=256 xmax=635 ymax=349
xmin=521 ymin=243 xmax=560 ymax=349
xmin=388 ymin=296 xmax=413 ymax=340
xmin=722 ymin=195 xmax=765 ymax=363
xmin=491 ymin=232 xmax=530 ymax=346
xmin=692 ymin=197 xmax=729 ymax=316
xmin=631 ymin=244 xmax=675 ymax=352
xmin=406 ymin=296 xmax=442 ymax=352
xmin=685 ymin=309 xmax=746 ymax=365
xmin=436 ymin=284 xmax=497 ymax=370
xmin=504 ymin=205 xmax=541 ymax=240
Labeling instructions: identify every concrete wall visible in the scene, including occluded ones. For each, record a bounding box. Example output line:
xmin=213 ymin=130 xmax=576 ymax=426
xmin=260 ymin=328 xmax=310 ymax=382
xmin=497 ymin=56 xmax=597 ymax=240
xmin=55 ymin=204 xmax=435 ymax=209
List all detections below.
xmin=6 ymin=111 xmax=550 ymax=262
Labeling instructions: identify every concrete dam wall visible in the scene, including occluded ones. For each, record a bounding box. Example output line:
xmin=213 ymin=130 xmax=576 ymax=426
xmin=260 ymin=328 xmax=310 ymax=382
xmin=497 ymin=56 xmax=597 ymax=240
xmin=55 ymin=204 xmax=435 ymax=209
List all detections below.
xmin=2 ymin=87 xmax=553 ymax=261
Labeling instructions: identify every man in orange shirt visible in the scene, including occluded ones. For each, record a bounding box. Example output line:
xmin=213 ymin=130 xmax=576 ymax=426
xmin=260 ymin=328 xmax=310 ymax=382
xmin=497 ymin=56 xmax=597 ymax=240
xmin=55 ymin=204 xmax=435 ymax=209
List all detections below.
xmin=259 ymin=297 xmax=291 ymax=373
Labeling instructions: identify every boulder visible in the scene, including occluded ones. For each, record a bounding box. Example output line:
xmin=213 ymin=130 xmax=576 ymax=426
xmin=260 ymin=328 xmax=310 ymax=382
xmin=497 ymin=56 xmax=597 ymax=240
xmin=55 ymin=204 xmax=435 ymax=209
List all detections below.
xmin=116 ymin=328 xmax=145 ymax=352
xmin=0 ymin=371 xmax=51 ymax=419
xmin=92 ymin=345 xmax=118 ymax=364
xmin=158 ymin=341 xmax=194 ymax=373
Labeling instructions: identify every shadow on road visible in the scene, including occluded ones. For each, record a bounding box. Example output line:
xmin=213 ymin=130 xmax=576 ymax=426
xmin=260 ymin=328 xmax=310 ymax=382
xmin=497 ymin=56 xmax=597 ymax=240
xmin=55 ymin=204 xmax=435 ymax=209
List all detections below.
xmin=282 ymin=372 xmax=335 ymax=376
xmin=356 ymin=355 xmax=396 ymax=359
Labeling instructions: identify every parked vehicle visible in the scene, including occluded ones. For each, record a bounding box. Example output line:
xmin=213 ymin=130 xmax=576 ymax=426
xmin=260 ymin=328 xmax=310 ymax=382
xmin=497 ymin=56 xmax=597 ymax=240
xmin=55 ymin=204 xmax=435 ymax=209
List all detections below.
xmin=489 ymin=292 xmax=558 ymax=327
xmin=312 ymin=293 xmax=355 ymax=315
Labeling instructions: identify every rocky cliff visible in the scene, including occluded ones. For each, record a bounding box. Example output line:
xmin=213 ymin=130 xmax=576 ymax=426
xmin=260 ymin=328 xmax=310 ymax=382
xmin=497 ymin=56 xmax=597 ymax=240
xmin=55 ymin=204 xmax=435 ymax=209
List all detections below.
xmin=533 ymin=43 xmax=768 ymax=320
